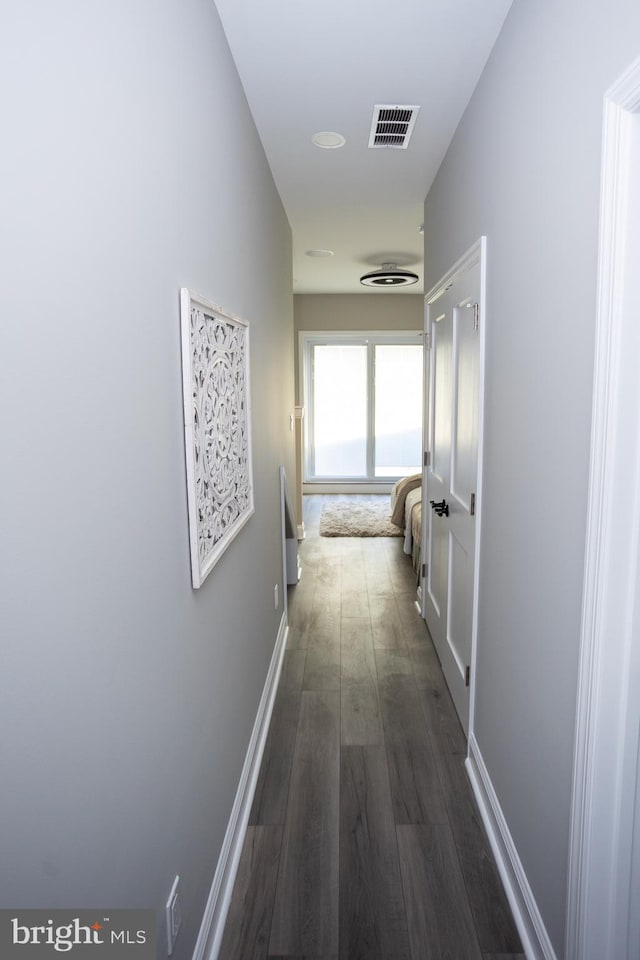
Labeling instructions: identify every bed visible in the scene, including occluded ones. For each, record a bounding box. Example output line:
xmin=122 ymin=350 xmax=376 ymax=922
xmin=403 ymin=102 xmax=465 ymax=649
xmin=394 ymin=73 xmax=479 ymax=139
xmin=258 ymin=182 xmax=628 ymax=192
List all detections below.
xmin=390 ymin=473 xmax=423 ymax=574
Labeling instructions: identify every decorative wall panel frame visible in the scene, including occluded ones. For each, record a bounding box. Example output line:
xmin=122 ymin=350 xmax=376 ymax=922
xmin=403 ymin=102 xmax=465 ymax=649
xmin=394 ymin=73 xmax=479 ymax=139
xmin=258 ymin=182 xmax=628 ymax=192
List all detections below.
xmin=180 ymin=288 xmax=254 ymax=587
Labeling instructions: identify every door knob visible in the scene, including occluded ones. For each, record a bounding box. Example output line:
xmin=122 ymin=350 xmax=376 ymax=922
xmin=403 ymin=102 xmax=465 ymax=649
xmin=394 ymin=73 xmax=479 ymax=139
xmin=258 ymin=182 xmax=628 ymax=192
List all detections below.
xmin=429 ymin=498 xmax=449 ymax=517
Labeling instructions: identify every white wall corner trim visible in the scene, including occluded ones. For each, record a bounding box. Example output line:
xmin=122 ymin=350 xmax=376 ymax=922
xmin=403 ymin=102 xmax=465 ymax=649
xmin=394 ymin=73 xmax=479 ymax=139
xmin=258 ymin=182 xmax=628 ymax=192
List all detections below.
xmin=192 ymin=613 xmax=289 ymax=960
xmin=466 ymin=734 xmax=558 ymax=960
xmin=566 ymin=52 xmax=640 ymax=960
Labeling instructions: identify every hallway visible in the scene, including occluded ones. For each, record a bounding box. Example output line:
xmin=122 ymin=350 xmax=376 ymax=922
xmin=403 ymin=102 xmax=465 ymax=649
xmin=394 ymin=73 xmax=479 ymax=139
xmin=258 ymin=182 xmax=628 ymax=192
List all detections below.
xmin=220 ymin=495 xmax=524 ymax=959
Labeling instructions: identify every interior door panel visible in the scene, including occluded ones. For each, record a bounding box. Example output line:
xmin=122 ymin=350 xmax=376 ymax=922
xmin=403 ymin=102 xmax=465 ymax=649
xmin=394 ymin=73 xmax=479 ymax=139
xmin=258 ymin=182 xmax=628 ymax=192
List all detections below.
xmin=423 ymin=258 xmax=481 ymax=735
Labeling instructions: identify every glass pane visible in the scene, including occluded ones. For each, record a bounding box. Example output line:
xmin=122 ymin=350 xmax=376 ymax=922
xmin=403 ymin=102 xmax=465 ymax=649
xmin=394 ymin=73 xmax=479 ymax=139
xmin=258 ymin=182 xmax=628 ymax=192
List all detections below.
xmin=313 ymin=344 xmax=367 ymax=477
xmin=374 ymin=344 xmax=423 ymax=477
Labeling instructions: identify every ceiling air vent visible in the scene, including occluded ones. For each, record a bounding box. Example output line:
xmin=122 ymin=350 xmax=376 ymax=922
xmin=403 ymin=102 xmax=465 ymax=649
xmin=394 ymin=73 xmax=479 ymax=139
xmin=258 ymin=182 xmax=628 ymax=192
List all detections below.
xmin=368 ymin=104 xmax=420 ymax=149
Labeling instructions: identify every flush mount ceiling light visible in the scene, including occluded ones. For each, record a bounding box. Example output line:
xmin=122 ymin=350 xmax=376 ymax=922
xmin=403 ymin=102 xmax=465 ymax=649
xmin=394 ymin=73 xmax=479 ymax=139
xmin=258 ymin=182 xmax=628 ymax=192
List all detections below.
xmin=360 ymin=262 xmax=419 ymax=287
xmin=311 ymin=131 xmax=346 ymax=149
xmin=305 ymin=249 xmax=334 ymax=257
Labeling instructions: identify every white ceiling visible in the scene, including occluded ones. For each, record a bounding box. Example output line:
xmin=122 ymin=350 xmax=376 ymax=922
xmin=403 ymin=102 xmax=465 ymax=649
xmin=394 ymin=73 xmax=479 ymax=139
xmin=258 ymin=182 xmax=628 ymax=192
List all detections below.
xmin=214 ymin=0 xmax=512 ymax=294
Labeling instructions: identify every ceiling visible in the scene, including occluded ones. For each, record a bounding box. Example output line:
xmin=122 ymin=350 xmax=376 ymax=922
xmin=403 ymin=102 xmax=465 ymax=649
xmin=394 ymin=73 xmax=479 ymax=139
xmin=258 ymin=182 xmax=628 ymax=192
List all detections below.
xmin=214 ymin=0 xmax=513 ymax=295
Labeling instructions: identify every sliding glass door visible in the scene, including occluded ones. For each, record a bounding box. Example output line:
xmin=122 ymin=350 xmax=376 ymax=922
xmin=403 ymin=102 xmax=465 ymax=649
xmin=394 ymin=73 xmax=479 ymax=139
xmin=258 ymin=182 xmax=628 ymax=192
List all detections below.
xmin=374 ymin=343 xmax=423 ymax=477
xmin=312 ymin=343 xmax=368 ymax=477
xmin=303 ymin=332 xmax=423 ymax=482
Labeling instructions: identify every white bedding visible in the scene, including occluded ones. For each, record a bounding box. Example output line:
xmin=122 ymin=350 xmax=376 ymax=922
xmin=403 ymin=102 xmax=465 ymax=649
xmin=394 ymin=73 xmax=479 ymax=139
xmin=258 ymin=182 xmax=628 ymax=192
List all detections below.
xmin=403 ymin=486 xmax=422 ymax=555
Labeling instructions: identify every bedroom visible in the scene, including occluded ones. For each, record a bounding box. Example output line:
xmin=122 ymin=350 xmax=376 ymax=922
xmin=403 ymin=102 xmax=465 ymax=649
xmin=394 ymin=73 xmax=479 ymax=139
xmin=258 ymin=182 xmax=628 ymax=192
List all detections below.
xmin=293 ymin=290 xmax=425 ymax=600
xmin=294 ymin=291 xmax=424 ymax=513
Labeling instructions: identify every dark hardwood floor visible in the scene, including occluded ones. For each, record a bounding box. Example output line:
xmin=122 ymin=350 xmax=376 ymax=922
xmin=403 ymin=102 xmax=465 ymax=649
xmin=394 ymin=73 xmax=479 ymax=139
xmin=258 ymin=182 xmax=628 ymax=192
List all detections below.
xmin=220 ymin=495 xmax=524 ymax=960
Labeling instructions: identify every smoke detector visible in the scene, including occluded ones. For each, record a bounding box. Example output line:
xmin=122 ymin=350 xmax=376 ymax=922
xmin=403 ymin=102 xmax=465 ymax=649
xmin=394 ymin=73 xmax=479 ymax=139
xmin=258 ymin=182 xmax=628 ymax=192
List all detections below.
xmin=368 ymin=105 xmax=420 ymax=149
xmin=360 ymin=262 xmax=419 ymax=287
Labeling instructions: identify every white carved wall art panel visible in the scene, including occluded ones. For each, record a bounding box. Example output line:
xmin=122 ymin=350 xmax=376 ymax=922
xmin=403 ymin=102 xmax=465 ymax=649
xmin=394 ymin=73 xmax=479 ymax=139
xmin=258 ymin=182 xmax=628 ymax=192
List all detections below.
xmin=180 ymin=289 xmax=254 ymax=587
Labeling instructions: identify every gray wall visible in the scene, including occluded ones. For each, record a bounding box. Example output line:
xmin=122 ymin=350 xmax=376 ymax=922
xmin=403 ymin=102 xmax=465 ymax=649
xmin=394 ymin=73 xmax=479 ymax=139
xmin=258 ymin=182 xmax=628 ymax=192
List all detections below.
xmin=0 ymin=3 xmax=294 ymax=958
xmin=421 ymin=0 xmax=640 ymax=953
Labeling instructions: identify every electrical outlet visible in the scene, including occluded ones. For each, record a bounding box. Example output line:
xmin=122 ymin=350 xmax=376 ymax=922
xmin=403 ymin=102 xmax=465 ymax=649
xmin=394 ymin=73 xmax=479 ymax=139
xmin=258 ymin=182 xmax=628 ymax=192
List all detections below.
xmin=166 ymin=875 xmax=182 ymax=956
xmin=274 ymin=584 xmax=278 ymax=609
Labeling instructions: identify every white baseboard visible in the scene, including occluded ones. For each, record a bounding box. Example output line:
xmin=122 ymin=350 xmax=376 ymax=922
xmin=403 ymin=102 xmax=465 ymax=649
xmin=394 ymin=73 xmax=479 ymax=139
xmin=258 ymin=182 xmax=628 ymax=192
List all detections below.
xmin=466 ymin=733 xmax=557 ymax=960
xmin=192 ymin=612 xmax=289 ymax=960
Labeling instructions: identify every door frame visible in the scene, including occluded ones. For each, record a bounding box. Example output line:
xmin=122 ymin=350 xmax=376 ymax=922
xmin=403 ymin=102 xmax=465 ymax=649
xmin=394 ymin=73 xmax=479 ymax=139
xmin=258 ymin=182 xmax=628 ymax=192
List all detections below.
xmin=566 ymin=54 xmax=640 ymax=960
xmin=420 ymin=236 xmax=487 ymax=741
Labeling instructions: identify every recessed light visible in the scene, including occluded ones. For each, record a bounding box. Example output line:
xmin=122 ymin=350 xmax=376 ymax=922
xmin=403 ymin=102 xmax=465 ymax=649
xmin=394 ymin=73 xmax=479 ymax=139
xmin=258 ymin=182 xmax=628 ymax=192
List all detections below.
xmin=305 ymin=249 xmax=334 ymax=258
xmin=311 ymin=131 xmax=346 ymax=149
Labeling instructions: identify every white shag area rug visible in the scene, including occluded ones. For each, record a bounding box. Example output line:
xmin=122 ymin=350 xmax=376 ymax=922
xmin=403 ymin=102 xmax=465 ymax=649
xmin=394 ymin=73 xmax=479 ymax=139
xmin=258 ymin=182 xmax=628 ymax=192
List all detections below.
xmin=319 ymin=499 xmax=403 ymax=538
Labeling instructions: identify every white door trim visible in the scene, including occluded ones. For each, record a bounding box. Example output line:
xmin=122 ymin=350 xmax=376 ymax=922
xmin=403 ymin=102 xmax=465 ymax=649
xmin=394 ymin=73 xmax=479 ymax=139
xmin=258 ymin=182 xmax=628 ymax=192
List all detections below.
xmin=566 ymin=53 xmax=640 ymax=960
xmin=421 ymin=237 xmax=487 ymax=743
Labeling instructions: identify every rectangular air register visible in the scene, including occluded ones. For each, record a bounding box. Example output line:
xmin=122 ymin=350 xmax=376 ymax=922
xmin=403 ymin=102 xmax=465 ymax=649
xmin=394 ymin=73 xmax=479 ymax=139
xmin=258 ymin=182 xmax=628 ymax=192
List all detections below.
xmin=368 ymin=104 xmax=420 ymax=148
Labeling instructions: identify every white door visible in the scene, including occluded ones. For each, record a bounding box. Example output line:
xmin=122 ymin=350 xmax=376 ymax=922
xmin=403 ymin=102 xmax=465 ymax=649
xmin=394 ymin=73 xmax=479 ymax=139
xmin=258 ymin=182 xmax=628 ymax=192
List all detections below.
xmin=422 ymin=247 xmax=483 ymax=735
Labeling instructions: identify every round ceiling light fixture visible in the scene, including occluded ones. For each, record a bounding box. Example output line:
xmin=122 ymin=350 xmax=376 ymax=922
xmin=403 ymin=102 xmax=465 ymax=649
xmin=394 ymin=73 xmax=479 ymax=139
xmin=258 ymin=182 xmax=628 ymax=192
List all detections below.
xmin=311 ymin=131 xmax=346 ymax=149
xmin=360 ymin=262 xmax=419 ymax=287
xmin=305 ymin=248 xmax=334 ymax=258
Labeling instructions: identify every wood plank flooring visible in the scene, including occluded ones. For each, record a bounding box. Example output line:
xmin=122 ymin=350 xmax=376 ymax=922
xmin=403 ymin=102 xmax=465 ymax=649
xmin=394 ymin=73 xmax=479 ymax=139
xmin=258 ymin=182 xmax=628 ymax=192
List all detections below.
xmin=220 ymin=495 xmax=524 ymax=960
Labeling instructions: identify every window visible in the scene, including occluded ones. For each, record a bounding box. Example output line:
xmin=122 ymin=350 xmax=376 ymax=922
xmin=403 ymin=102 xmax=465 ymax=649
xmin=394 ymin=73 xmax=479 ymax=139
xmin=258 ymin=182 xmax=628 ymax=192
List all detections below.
xmin=301 ymin=331 xmax=423 ymax=482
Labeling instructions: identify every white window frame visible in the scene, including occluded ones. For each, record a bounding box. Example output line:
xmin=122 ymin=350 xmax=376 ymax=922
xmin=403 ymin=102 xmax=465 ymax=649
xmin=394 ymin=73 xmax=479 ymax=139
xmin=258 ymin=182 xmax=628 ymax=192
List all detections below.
xmin=300 ymin=330 xmax=423 ymax=483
